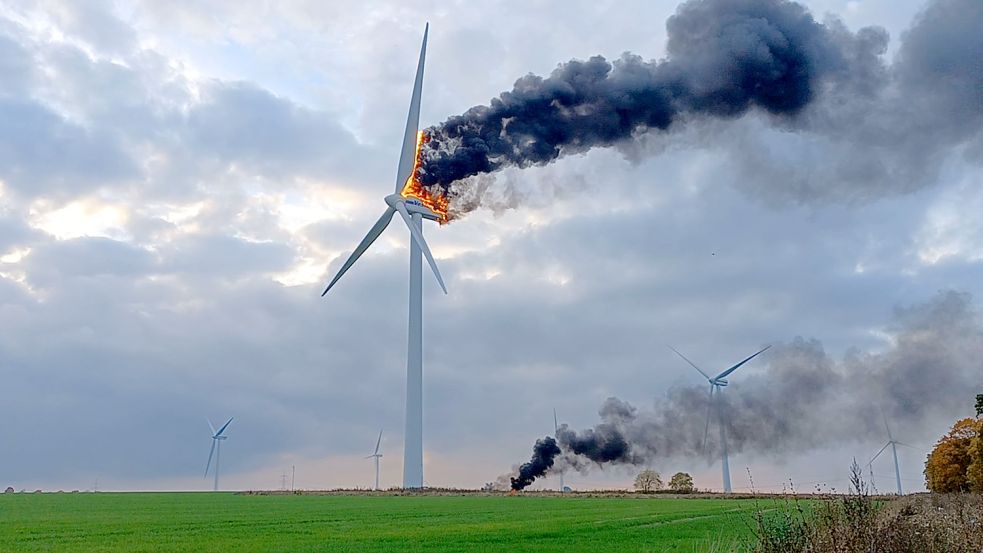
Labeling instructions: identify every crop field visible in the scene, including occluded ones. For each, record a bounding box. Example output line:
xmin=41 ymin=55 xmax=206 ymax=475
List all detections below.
xmin=0 ymin=492 xmax=761 ymax=552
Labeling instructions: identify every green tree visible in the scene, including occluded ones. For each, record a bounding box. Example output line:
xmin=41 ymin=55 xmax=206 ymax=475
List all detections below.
xmin=975 ymin=393 xmax=982 ymax=417
xmin=634 ymin=469 xmax=662 ymax=493
xmin=668 ymin=472 xmax=695 ymax=493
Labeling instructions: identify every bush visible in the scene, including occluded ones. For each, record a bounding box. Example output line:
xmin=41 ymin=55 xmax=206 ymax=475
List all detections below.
xmin=752 ymin=461 xmax=983 ymax=553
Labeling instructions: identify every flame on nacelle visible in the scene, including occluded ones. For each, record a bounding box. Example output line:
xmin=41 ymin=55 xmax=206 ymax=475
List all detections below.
xmin=401 ymin=131 xmax=450 ymax=224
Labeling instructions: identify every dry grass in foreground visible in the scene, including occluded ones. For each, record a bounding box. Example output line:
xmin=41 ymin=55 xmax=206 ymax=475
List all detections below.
xmin=752 ymin=464 xmax=983 ymax=553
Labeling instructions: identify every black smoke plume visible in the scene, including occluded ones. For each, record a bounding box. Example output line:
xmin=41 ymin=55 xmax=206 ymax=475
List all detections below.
xmin=418 ymin=0 xmax=983 ymax=215
xmin=418 ymin=0 xmax=845 ymax=204
xmin=509 ymin=291 xmax=983 ymax=481
xmin=510 ymin=436 xmax=561 ymax=490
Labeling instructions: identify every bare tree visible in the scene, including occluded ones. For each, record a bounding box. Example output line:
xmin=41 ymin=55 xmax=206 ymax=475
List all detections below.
xmin=634 ymin=469 xmax=662 ymax=493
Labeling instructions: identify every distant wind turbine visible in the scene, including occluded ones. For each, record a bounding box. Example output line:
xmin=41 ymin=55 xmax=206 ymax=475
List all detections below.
xmin=204 ymin=417 xmax=233 ymax=492
xmin=669 ymin=345 xmax=771 ymax=493
xmin=365 ymin=430 xmax=384 ymax=491
xmin=868 ymin=413 xmax=909 ymax=495
xmin=554 ymin=408 xmax=565 ymax=493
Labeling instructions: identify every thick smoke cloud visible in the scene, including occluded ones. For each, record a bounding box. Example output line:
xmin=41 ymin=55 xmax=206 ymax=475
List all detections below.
xmin=510 ymin=291 xmax=983 ymax=488
xmin=510 ymin=436 xmax=561 ymax=490
xmin=417 ymin=0 xmax=983 ymax=216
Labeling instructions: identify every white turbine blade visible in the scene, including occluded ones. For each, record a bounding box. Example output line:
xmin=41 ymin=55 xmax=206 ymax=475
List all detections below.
xmin=215 ymin=417 xmax=233 ymax=437
xmin=364 ymin=454 xmax=375 ymax=459
xmin=395 ymin=201 xmax=447 ymax=294
xmin=702 ymin=384 xmax=714 ymax=451
xmin=207 ymin=418 xmax=216 ymax=436
xmin=374 ymin=429 xmax=383 ymax=456
xmin=881 ymin=410 xmax=894 ymax=441
xmin=868 ymin=442 xmax=891 ymax=466
xmin=321 ymin=207 xmax=396 ymax=296
xmin=394 ymin=23 xmax=428 ymax=194
xmin=894 ymin=441 xmax=915 ymax=448
xmin=667 ymin=346 xmax=711 ymax=381
xmin=715 ymin=345 xmax=772 ymax=380
xmin=204 ymin=439 xmax=216 ymax=477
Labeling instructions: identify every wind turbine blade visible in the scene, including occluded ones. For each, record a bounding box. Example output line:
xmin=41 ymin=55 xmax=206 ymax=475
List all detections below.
xmin=374 ymin=429 xmax=383 ymax=456
xmin=715 ymin=345 xmax=772 ymax=380
xmin=207 ymin=418 xmax=216 ymax=436
xmin=204 ymin=439 xmax=216 ymax=477
xmin=894 ymin=441 xmax=915 ymax=448
xmin=395 ymin=201 xmax=447 ymax=294
xmin=703 ymin=384 xmax=714 ymax=452
xmin=321 ymin=207 xmax=396 ymax=296
xmin=868 ymin=442 xmax=891 ymax=466
xmin=215 ymin=417 xmax=233 ymax=437
xmin=881 ymin=410 xmax=894 ymax=441
xmin=395 ymin=23 xmax=428 ymax=194
xmin=667 ymin=346 xmax=711 ymax=381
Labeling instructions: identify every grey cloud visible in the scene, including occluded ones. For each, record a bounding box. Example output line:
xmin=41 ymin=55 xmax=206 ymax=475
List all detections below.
xmin=161 ymin=234 xmax=295 ymax=276
xmin=0 ymin=99 xmax=139 ymax=196
xmin=23 ymin=237 xmax=155 ymax=286
xmin=184 ymin=81 xmax=379 ymax=181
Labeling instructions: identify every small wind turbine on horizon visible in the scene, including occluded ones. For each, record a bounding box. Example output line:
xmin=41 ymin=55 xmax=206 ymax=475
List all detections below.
xmin=553 ymin=408 xmax=565 ymax=493
xmin=204 ymin=417 xmax=233 ymax=492
xmin=321 ymin=24 xmax=444 ymax=489
xmin=365 ymin=430 xmax=384 ymax=491
xmin=668 ymin=344 xmax=771 ymax=493
xmin=868 ymin=412 xmax=910 ymax=495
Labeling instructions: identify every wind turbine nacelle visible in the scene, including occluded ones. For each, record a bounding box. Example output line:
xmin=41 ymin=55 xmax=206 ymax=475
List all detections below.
xmin=713 ymin=378 xmax=729 ymax=387
xmin=385 ymin=194 xmax=441 ymax=221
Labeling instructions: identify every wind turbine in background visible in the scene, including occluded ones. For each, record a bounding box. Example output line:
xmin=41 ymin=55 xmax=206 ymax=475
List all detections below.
xmin=868 ymin=413 xmax=909 ymax=495
xmin=553 ymin=408 xmax=565 ymax=493
xmin=365 ymin=430 xmax=384 ymax=491
xmin=321 ymin=24 xmax=445 ymax=489
xmin=205 ymin=417 xmax=233 ymax=492
xmin=668 ymin=345 xmax=771 ymax=493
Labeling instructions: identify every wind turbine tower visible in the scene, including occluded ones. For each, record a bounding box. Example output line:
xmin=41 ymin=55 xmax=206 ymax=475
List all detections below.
xmin=321 ymin=24 xmax=446 ymax=489
xmin=554 ymin=408 xmax=564 ymax=492
xmin=668 ymin=345 xmax=770 ymax=493
xmin=366 ymin=430 xmax=384 ymax=491
xmin=868 ymin=414 xmax=908 ymax=495
xmin=204 ymin=417 xmax=233 ymax=492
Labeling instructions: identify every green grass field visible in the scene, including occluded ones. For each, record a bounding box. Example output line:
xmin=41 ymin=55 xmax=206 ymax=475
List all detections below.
xmin=0 ymin=492 xmax=760 ymax=552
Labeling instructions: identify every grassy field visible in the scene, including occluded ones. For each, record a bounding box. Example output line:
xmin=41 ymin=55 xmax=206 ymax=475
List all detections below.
xmin=0 ymin=492 xmax=760 ymax=552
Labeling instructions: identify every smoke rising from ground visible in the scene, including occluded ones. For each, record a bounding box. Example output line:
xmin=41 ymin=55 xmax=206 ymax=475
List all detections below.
xmin=510 ymin=436 xmax=561 ymax=490
xmin=508 ymin=290 xmax=983 ymax=489
xmin=417 ymin=0 xmax=983 ymax=216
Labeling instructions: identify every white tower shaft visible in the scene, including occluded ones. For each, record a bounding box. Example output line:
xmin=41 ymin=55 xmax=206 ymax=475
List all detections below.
xmin=891 ymin=442 xmax=902 ymax=495
xmin=374 ymin=456 xmax=381 ymax=491
xmin=718 ymin=388 xmax=731 ymax=493
xmin=403 ymin=213 xmax=424 ymax=488
xmin=214 ymin=439 xmax=221 ymax=492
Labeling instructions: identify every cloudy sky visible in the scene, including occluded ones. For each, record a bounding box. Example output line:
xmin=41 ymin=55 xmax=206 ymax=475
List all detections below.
xmin=1 ymin=0 xmax=980 ymax=493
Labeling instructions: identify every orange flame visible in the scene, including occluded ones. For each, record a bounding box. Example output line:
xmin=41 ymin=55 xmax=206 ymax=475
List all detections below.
xmin=400 ymin=131 xmax=450 ymax=224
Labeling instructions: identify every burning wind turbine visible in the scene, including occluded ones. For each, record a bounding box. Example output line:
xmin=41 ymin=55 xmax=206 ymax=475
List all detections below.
xmin=321 ymin=24 xmax=444 ymax=489
xmin=399 ymin=0 xmax=983 ymax=219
